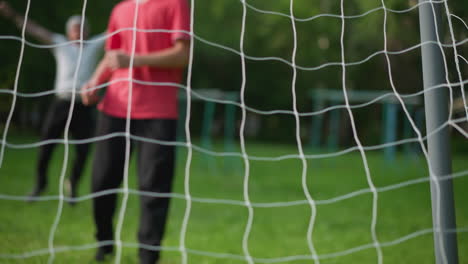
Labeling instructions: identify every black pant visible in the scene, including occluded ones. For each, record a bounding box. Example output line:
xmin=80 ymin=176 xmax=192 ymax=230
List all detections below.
xmin=92 ymin=112 xmax=176 ymax=264
xmin=36 ymin=98 xmax=92 ymax=192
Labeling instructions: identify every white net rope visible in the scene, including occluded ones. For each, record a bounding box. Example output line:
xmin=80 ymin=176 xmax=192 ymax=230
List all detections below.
xmin=0 ymin=0 xmax=467 ymax=263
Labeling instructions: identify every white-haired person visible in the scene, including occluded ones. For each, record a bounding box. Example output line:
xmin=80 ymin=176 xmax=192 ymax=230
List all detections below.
xmin=0 ymin=1 xmax=105 ymax=202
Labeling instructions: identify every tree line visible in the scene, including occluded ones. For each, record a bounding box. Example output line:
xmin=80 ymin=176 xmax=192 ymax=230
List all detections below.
xmin=0 ymin=0 xmax=466 ymax=144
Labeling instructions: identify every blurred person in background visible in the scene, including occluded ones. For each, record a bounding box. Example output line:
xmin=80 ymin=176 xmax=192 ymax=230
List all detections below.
xmin=0 ymin=1 xmax=105 ymax=203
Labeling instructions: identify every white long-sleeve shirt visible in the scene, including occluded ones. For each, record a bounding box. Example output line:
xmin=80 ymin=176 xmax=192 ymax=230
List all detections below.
xmin=51 ymin=33 xmax=105 ymax=100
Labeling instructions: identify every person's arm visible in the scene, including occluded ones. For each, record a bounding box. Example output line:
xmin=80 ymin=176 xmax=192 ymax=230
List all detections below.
xmin=81 ymin=58 xmax=113 ymax=106
xmin=0 ymin=1 xmax=53 ymax=44
xmin=90 ymin=58 xmax=114 ymax=87
xmin=89 ymin=32 xmax=107 ymax=46
xmin=106 ymin=39 xmax=190 ymax=70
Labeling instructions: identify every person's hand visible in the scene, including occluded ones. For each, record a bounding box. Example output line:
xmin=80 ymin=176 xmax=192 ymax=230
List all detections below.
xmin=0 ymin=1 xmax=16 ymax=19
xmin=81 ymin=81 xmax=100 ymax=106
xmin=106 ymin=50 xmax=131 ymax=70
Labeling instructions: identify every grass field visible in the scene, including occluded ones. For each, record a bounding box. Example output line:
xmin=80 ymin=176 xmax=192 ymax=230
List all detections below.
xmin=0 ymin=134 xmax=467 ymax=264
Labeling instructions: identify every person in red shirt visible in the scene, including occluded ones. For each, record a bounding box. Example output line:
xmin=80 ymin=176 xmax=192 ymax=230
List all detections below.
xmin=81 ymin=0 xmax=190 ymax=263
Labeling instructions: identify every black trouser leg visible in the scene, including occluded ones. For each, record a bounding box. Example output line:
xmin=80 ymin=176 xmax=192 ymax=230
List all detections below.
xmin=136 ymin=119 xmax=176 ymax=264
xmin=36 ymin=143 xmax=56 ymax=191
xmin=69 ymin=104 xmax=93 ymax=196
xmin=92 ymin=113 xmax=128 ymax=245
xmin=69 ymin=143 xmax=90 ymax=197
xmin=34 ymin=100 xmax=68 ymax=195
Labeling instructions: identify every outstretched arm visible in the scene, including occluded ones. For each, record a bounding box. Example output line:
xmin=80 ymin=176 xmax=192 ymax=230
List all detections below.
xmin=106 ymin=39 xmax=190 ymax=70
xmin=0 ymin=1 xmax=53 ymax=44
xmin=89 ymin=32 xmax=107 ymax=43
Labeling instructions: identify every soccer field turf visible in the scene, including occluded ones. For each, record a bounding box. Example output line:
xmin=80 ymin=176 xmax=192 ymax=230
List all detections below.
xmin=0 ymin=134 xmax=467 ymax=264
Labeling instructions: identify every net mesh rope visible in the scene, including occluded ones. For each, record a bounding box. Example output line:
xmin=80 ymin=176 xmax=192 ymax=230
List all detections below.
xmin=0 ymin=0 xmax=467 ymax=263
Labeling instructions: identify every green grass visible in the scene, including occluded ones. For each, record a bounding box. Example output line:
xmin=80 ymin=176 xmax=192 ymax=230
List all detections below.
xmin=0 ymin=134 xmax=467 ymax=264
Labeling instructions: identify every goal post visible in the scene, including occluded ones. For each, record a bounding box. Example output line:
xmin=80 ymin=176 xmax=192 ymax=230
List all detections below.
xmin=418 ymin=0 xmax=458 ymax=263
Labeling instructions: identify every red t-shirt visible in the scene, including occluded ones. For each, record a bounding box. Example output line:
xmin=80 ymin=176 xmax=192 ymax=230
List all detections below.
xmin=98 ymin=0 xmax=190 ymax=119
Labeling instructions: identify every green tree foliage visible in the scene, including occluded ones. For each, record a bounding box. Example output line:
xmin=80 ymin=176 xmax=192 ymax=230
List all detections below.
xmin=192 ymin=0 xmax=466 ymax=106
